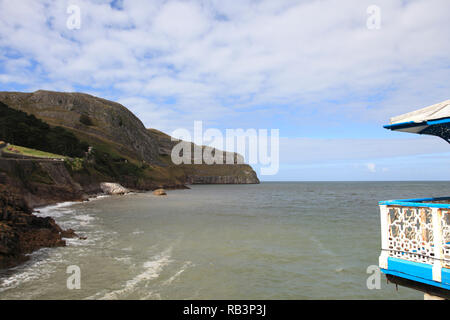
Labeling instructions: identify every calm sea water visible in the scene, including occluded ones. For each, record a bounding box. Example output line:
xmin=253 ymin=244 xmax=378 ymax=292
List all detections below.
xmin=2 ymin=181 xmax=450 ymax=300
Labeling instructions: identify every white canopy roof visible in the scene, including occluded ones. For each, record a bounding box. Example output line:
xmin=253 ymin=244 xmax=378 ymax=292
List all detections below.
xmin=384 ymin=100 xmax=450 ymax=142
xmin=390 ymin=100 xmax=450 ymax=125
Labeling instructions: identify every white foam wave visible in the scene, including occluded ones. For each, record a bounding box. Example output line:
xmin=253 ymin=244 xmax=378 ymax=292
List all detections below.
xmin=141 ymin=292 xmax=161 ymax=300
xmin=88 ymin=247 xmax=173 ymax=300
xmin=36 ymin=201 xmax=79 ymax=217
xmin=162 ymin=261 xmax=192 ymax=286
xmin=114 ymin=256 xmax=132 ymax=264
xmin=74 ymin=214 xmax=95 ymax=221
xmin=0 ymin=249 xmax=63 ymax=295
xmin=87 ymin=194 xmax=110 ymax=202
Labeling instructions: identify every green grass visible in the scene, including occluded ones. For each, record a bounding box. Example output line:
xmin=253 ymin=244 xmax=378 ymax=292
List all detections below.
xmin=4 ymin=144 xmax=66 ymax=159
xmin=64 ymin=157 xmax=85 ymax=171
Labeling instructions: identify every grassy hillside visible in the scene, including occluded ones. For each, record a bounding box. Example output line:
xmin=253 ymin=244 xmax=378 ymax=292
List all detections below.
xmin=0 ymin=101 xmax=88 ymax=157
xmin=3 ymin=144 xmax=66 ymax=159
xmin=0 ymin=90 xmax=161 ymax=165
xmin=0 ymin=102 xmax=173 ymax=189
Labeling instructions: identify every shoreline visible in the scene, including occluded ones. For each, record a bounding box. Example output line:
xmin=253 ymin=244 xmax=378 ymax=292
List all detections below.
xmin=1 ymin=181 xmax=258 ymax=271
xmin=0 ymin=182 xmax=187 ymax=271
xmin=30 ymin=182 xmax=190 ymax=211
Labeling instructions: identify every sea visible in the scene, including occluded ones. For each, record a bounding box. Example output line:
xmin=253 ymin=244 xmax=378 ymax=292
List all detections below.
xmin=2 ymin=181 xmax=449 ymax=300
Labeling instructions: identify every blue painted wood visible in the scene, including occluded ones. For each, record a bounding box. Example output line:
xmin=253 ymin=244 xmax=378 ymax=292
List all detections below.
xmin=379 ymin=196 xmax=450 ymax=208
xmin=442 ymin=268 xmax=450 ymax=286
xmin=383 ymin=121 xmax=422 ymax=130
xmin=388 ymin=257 xmax=433 ymax=280
xmin=382 ymin=269 xmax=450 ymax=291
xmin=381 ymin=257 xmax=450 ymax=291
xmin=383 ymin=117 xmax=450 ymax=143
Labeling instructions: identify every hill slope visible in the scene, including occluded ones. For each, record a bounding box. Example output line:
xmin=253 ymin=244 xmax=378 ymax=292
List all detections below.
xmin=0 ymin=90 xmax=259 ymax=192
xmin=0 ymin=90 xmax=160 ymax=164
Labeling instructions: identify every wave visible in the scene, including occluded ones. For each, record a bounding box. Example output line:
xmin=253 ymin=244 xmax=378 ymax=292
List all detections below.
xmin=162 ymin=261 xmax=192 ymax=287
xmin=35 ymin=201 xmax=80 ymax=218
xmin=0 ymin=249 xmax=64 ymax=296
xmin=87 ymin=246 xmax=173 ymax=300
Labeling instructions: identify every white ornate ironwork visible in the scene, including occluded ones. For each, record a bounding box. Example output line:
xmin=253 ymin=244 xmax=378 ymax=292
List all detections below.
xmin=381 ymin=203 xmax=450 ymax=268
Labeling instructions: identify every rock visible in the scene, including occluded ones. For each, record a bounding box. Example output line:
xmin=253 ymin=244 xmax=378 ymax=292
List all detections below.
xmin=0 ymin=184 xmax=67 ymax=269
xmin=153 ymin=188 xmax=167 ymax=196
xmin=0 ymin=158 xmax=86 ymax=208
xmin=100 ymin=182 xmax=129 ymax=195
xmin=0 ymin=172 xmax=7 ymax=184
xmin=61 ymin=228 xmax=77 ymax=238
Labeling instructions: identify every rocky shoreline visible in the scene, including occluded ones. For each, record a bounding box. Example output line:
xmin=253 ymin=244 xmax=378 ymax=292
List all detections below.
xmin=0 ymin=180 xmax=188 ymax=269
xmin=0 ymin=184 xmax=78 ymax=269
xmin=0 ymin=165 xmax=188 ymax=270
xmin=0 ymin=154 xmax=253 ymax=270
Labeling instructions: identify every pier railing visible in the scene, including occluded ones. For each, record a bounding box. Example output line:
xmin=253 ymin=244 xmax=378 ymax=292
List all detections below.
xmin=379 ymin=197 xmax=450 ymax=285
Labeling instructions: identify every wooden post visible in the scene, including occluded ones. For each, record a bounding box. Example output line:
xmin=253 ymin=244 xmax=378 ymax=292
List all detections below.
xmin=379 ymin=205 xmax=389 ymax=269
xmin=431 ymin=208 xmax=442 ymax=282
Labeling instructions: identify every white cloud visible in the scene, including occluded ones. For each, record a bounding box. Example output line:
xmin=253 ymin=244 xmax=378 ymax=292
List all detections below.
xmin=0 ymin=0 xmax=448 ymax=130
xmin=153 ymin=1 xmax=211 ymax=40
xmin=1 ymin=0 xmax=450 ymax=180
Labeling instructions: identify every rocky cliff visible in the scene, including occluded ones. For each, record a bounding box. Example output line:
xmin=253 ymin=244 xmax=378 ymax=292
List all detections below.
xmin=0 ymin=90 xmax=260 ymax=188
xmin=0 ymin=183 xmax=76 ymax=269
xmin=147 ymin=128 xmax=259 ymax=183
xmin=0 ymin=159 xmax=86 ymax=208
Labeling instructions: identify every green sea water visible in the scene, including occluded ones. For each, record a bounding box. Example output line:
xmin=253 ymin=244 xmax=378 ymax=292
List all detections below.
xmin=2 ymin=181 xmax=449 ymax=300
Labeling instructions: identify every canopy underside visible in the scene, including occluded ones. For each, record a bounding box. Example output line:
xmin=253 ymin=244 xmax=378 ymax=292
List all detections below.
xmin=384 ymin=100 xmax=450 ymax=143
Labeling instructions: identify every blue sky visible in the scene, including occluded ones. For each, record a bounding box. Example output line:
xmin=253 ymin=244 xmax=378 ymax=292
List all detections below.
xmin=1 ymin=0 xmax=450 ymax=180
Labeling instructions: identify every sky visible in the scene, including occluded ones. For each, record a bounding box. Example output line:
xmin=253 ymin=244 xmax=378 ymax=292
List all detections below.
xmin=0 ymin=0 xmax=450 ymax=180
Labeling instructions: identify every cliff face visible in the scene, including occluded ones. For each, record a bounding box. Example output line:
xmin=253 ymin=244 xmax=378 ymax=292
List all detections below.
xmin=0 ymin=159 xmax=86 ymax=208
xmin=147 ymin=128 xmax=260 ymax=184
xmin=0 ymin=184 xmax=72 ymax=269
xmin=0 ymin=90 xmax=260 ymax=187
xmin=186 ymin=174 xmax=259 ymax=184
